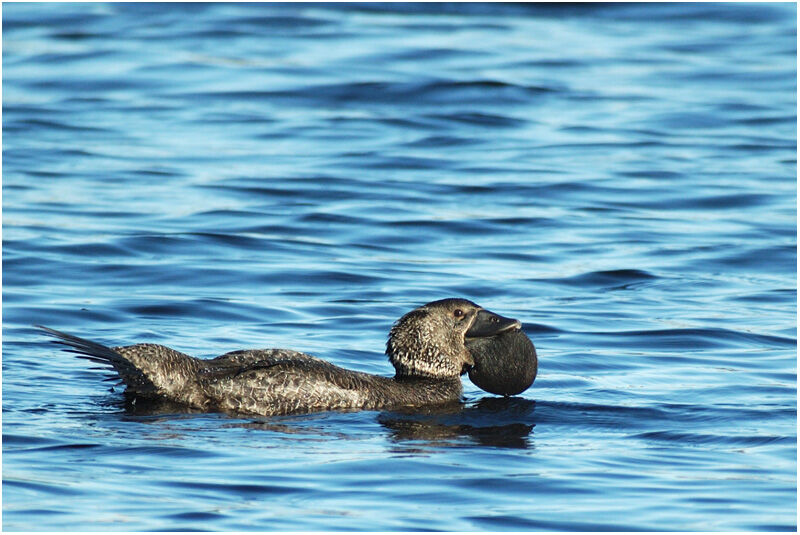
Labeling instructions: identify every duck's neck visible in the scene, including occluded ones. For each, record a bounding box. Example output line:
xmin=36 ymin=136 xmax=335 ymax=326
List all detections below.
xmin=369 ymin=374 xmax=463 ymax=409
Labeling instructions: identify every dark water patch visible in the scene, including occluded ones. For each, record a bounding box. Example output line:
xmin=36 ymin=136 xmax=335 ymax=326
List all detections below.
xmin=194 ymin=111 xmax=278 ymax=125
xmin=30 ymin=49 xmax=119 ymax=64
xmin=511 ymin=58 xmax=586 ymax=69
xmin=224 ymin=15 xmax=333 ymax=30
xmin=120 ymin=299 xmax=262 ymax=323
xmin=9 ymin=443 xmax=102 ymax=454
xmin=754 ymin=371 xmax=798 ymax=383
xmin=587 ymin=327 xmax=795 ymax=350
xmin=182 ymin=79 xmax=555 ymax=107
xmin=537 ymin=140 xmax=666 ymax=153
xmin=195 ymin=182 xmax=374 ymax=203
xmin=260 ymin=269 xmax=384 ymax=287
xmin=191 ymin=208 xmax=267 ymax=220
xmin=384 ymin=218 xmax=498 ymax=236
xmin=50 ymin=30 xmax=113 ymax=41
xmin=3 ymin=478 xmax=83 ymax=497
xmin=356 ymin=154 xmax=455 ymax=171
xmin=531 ymin=401 xmax=672 ymax=431
xmin=3 ymin=104 xmax=68 ymax=117
xmin=7 ymin=508 xmax=69 ymax=518
xmin=540 ymin=269 xmax=658 ymax=289
xmin=369 ymin=47 xmax=492 ymax=64
xmin=402 ymin=135 xmax=479 ymax=148
xmin=159 ymin=528 xmax=212 ymax=533
xmin=114 ymin=234 xmax=210 ymax=256
xmin=730 ymin=288 xmax=797 ymax=304
xmin=672 ymin=68 xmax=797 ymax=91
xmin=634 ymin=430 xmax=794 ymax=448
xmin=676 ymin=192 xmax=775 ymax=210
xmin=378 ymin=398 xmax=536 ymax=448
xmin=394 ymin=21 xmax=510 ymax=33
xmin=3 ymin=260 xmax=142 ymax=295
xmin=567 ymin=92 xmax=657 ymax=103
xmin=182 ymin=28 xmax=258 ymax=39
xmin=185 ymin=232 xmax=267 ymax=249
xmin=2 ymin=10 xmax=109 ymax=31
xmin=326 ymin=114 xmax=443 ymax=132
xmin=697 ymin=244 xmax=796 ymax=274
xmin=467 ymin=514 xmax=646 ymax=532
xmin=489 ymin=252 xmax=551 ymax=263
xmin=736 ymin=114 xmax=797 ymax=126
xmin=728 ymin=142 xmax=797 ymax=153
xmin=349 ymin=241 xmax=404 ymax=253
xmin=3 ymin=118 xmax=113 ymax=133
xmin=3 ymin=184 xmax=33 ymax=191
xmin=658 ymin=404 xmax=797 ymax=425
xmin=27 ymin=77 xmax=166 ymax=93
xmin=632 ymin=2 xmax=792 ymax=24
xmin=2 ymin=434 xmax=60 ymax=447
xmin=47 ymin=240 xmax=137 ymax=258
xmin=751 ymin=523 xmax=798 ymax=532
xmin=5 ymin=147 xmax=100 ymax=162
xmin=425 ymin=111 xmax=527 ymax=128
xmin=454 ymin=475 xmax=586 ymax=497
xmin=163 ymin=480 xmax=311 ymax=497
xmin=610 ymin=170 xmax=677 ymax=183
xmin=164 ymin=511 xmax=229 ymax=522
xmin=110 ymin=444 xmax=223 ymax=459
xmin=129 ymin=167 xmax=187 ymax=178
xmin=520 ymin=323 xmax=564 ymax=335
xmin=4 ymin=205 xmax=140 ymax=221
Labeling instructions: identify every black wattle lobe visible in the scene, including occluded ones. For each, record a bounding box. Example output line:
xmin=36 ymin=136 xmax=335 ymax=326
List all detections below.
xmin=467 ymin=329 xmax=537 ymax=396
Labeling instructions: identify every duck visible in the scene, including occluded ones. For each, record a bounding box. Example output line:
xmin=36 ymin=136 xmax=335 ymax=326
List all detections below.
xmin=37 ymin=298 xmax=524 ymax=417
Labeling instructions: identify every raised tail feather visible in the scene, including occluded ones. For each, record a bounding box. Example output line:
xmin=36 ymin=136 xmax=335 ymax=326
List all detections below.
xmin=36 ymin=325 xmax=125 ymax=365
xmin=35 ymin=325 xmax=159 ymax=394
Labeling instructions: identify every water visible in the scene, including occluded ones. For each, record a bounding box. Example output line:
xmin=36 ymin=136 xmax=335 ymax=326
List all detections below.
xmin=2 ymin=2 xmax=796 ymax=531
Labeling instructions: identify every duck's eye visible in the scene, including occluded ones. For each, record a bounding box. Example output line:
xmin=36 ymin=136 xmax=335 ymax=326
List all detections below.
xmin=453 ymin=309 xmax=464 ymax=318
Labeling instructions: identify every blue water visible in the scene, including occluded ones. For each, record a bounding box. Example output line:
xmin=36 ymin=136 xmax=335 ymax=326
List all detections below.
xmin=2 ymin=2 xmax=797 ymax=531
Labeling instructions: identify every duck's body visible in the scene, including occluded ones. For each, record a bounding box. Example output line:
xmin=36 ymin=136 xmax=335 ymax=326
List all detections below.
xmin=38 ymin=298 xmax=522 ymax=417
xmin=114 ymin=345 xmax=461 ymax=415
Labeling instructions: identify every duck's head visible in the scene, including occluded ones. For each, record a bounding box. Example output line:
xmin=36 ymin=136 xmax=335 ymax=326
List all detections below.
xmin=387 ymin=298 xmax=521 ymax=379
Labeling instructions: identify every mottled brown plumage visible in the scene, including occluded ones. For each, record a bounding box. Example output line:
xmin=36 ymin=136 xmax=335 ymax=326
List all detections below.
xmin=37 ymin=298 xmax=521 ymax=417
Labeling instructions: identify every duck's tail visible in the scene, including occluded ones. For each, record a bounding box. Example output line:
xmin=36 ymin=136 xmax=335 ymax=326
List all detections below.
xmin=35 ymin=325 xmax=160 ymax=394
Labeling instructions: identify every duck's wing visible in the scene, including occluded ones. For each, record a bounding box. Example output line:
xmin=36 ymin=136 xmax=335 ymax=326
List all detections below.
xmin=199 ymin=348 xmax=323 ymax=376
xmin=197 ymin=349 xmax=379 ymax=416
xmin=198 ymin=349 xmax=355 ymax=387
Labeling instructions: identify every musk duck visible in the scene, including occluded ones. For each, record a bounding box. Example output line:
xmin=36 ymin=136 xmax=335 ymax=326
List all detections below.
xmin=37 ymin=298 xmax=535 ymax=417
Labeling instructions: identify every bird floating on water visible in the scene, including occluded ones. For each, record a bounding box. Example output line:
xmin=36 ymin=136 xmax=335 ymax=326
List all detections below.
xmin=38 ymin=298 xmax=537 ymax=417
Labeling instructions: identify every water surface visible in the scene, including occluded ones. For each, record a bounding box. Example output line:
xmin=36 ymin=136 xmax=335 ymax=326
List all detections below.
xmin=2 ymin=2 xmax=796 ymax=531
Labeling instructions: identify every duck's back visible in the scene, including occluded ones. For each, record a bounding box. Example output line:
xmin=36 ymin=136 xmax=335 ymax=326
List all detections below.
xmin=196 ymin=349 xmax=388 ymax=415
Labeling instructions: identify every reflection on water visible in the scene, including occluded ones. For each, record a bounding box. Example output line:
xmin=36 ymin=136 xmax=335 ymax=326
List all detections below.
xmin=379 ymin=397 xmax=536 ymax=449
xmin=118 ymin=393 xmax=536 ymax=449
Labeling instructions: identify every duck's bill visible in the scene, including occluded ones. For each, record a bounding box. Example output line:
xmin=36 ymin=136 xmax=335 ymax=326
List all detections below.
xmin=465 ymin=309 xmax=521 ymax=339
